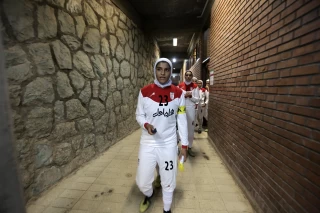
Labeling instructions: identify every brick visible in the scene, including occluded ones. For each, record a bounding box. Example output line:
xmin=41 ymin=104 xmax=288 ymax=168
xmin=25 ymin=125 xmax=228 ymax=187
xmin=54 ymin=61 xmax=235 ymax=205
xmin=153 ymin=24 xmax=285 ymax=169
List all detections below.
xmin=264 ymin=71 xmax=279 ymax=79
xmin=275 ymin=95 xmax=295 ymax=104
xmin=278 ymin=38 xmax=300 ymax=52
xmin=273 ymin=111 xmax=291 ymax=121
xmin=302 ymin=9 xmax=319 ymax=24
xmin=307 ymin=119 xmax=320 ymax=130
xmin=291 ymin=64 xmax=320 ymax=76
xmin=296 ymin=1 xmax=320 ymax=18
xmin=300 ymin=32 xmax=316 ymax=45
xmin=311 ymin=75 xmax=320 ymax=85
xmin=292 ymin=43 xmax=315 ymax=57
xmin=277 ymin=103 xmax=288 ymax=111
xmin=282 ymin=32 xmax=294 ymax=43
xmin=295 ymin=76 xmax=310 ymax=85
xmin=285 ymin=122 xmax=312 ymax=137
xmin=261 ymin=87 xmax=278 ymax=94
xmin=303 ymin=138 xmax=320 ymax=152
xmin=292 ymin=115 xmax=306 ymax=125
xmin=296 ymin=97 xmax=312 ymax=105
xmin=289 ymin=105 xmax=320 ymax=118
xmin=294 ymin=19 xmax=320 ymax=38
xmin=290 ymin=87 xmax=316 ymax=96
xmin=276 ymin=58 xmax=298 ymax=69
xmin=274 ymin=77 xmax=295 ymax=86
xmin=310 ymin=98 xmax=320 ymax=107
xmin=281 ymin=0 xmax=304 ymax=18
xmin=283 ymin=12 xmax=296 ymax=25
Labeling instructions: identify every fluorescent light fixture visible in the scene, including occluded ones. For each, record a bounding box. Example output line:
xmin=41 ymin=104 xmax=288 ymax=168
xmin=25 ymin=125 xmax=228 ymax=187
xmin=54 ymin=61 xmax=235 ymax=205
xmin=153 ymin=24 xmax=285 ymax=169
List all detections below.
xmin=173 ymin=68 xmax=176 ymax=69
xmin=173 ymin=38 xmax=177 ymax=46
xmin=172 ymin=58 xmax=176 ymax=63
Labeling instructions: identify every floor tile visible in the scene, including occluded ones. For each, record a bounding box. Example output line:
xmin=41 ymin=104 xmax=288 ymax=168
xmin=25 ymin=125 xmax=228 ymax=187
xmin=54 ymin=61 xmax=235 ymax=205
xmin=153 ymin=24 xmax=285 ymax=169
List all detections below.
xmin=26 ymin=131 xmax=254 ymax=213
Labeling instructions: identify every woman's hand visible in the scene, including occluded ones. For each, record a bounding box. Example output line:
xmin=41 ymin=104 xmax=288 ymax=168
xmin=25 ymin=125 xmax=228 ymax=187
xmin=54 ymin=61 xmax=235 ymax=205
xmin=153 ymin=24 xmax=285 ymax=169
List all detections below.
xmin=179 ymin=148 xmax=188 ymax=162
xmin=145 ymin=123 xmax=156 ymax=135
xmin=185 ymin=91 xmax=192 ymax=98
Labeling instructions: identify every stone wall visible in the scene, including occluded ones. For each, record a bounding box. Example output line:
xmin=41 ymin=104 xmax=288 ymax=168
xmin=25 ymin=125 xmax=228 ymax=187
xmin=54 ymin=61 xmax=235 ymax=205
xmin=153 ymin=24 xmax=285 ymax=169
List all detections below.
xmin=1 ymin=0 xmax=160 ymax=200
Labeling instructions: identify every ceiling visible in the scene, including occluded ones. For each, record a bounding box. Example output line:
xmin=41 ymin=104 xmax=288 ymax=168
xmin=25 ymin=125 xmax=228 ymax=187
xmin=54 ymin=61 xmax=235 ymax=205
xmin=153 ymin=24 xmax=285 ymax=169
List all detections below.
xmin=112 ymin=0 xmax=213 ymax=71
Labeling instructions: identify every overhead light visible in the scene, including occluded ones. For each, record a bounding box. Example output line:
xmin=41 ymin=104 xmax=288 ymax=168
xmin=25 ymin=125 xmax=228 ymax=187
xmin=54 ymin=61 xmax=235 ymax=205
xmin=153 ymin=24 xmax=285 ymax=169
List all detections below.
xmin=172 ymin=58 xmax=176 ymax=63
xmin=173 ymin=38 xmax=177 ymax=46
xmin=173 ymin=68 xmax=176 ymax=69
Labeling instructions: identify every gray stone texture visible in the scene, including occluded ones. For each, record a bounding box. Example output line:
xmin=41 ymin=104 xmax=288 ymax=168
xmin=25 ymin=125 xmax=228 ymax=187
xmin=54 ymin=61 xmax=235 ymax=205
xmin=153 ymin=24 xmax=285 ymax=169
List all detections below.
xmin=75 ymin=16 xmax=86 ymax=39
xmin=89 ymin=99 xmax=105 ymax=120
xmin=84 ymin=2 xmax=98 ymax=27
xmin=58 ymin=10 xmax=76 ymax=35
xmin=3 ymin=0 xmax=34 ymax=41
xmin=100 ymin=19 xmax=107 ymax=36
xmin=5 ymin=45 xmax=33 ymax=84
xmin=99 ymin=78 xmax=108 ymax=102
xmin=83 ymin=28 xmax=101 ymax=53
xmin=23 ymin=77 xmax=55 ymax=105
xmin=3 ymin=0 xmax=160 ymax=201
xmin=120 ymin=60 xmax=130 ymax=78
xmin=67 ymin=0 xmax=83 ymax=14
xmin=79 ymin=81 xmax=91 ymax=105
xmin=38 ymin=5 xmax=57 ymax=39
xmin=73 ymin=51 xmax=95 ymax=78
xmin=107 ymin=19 xmax=115 ymax=34
xmin=51 ymin=122 xmax=77 ymax=141
xmin=116 ymin=45 xmax=125 ymax=62
xmin=92 ymin=80 xmax=99 ymax=98
xmin=47 ymin=0 xmax=65 ymax=7
xmin=54 ymin=101 xmax=65 ymax=122
xmin=26 ymin=107 xmax=53 ymax=138
xmin=69 ymin=70 xmax=85 ymax=93
xmin=51 ymin=40 xmax=72 ymax=69
xmin=61 ymin=35 xmax=81 ymax=51
xmin=56 ymin=72 xmax=74 ymax=98
xmin=28 ymin=43 xmax=55 ymax=75
xmin=87 ymin=0 xmax=104 ymax=17
xmin=116 ymin=29 xmax=126 ymax=45
xmin=109 ymin=35 xmax=117 ymax=56
xmin=66 ymin=99 xmax=87 ymax=119
xmin=54 ymin=143 xmax=73 ymax=165
xmin=101 ymin=38 xmax=110 ymax=56
xmin=77 ymin=118 xmax=94 ymax=133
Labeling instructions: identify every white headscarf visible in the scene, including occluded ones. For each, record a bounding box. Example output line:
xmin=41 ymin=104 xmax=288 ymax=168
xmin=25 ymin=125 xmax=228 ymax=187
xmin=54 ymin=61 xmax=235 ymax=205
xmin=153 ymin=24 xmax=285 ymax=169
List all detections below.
xmin=184 ymin=70 xmax=193 ymax=85
xmin=153 ymin=58 xmax=172 ymax=88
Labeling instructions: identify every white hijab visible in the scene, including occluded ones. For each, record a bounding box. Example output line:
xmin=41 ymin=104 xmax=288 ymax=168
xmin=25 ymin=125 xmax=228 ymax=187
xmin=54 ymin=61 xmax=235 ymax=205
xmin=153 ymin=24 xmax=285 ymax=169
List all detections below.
xmin=184 ymin=70 xmax=193 ymax=85
xmin=153 ymin=58 xmax=172 ymax=88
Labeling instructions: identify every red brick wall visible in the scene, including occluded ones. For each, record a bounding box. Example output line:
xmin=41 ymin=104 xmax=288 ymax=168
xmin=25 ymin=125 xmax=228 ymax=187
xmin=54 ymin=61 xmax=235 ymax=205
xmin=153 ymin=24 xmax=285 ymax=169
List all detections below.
xmin=207 ymin=0 xmax=320 ymax=212
xmin=189 ymin=58 xmax=202 ymax=80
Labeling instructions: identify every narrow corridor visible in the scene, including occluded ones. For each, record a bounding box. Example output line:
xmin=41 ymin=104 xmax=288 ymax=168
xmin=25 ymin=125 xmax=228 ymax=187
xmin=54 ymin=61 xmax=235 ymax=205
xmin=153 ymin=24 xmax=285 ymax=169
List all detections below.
xmin=27 ymin=131 xmax=254 ymax=213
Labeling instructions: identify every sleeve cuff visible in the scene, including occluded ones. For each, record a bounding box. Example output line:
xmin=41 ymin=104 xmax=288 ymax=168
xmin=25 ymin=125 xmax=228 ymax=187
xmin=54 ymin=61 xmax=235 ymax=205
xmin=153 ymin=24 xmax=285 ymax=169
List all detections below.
xmin=181 ymin=145 xmax=188 ymax=149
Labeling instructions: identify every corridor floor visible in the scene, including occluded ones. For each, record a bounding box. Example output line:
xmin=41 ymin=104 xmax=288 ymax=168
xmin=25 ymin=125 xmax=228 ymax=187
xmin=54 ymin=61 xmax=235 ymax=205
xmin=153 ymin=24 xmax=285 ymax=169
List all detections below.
xmin=27 ymin=130 xmax=254 ymax=213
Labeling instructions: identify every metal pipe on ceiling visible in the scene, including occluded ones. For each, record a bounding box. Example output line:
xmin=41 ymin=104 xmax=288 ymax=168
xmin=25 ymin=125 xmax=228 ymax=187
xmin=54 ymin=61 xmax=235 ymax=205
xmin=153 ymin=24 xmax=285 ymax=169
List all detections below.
xmin=197 ymin=0 xmax=209 ymax=18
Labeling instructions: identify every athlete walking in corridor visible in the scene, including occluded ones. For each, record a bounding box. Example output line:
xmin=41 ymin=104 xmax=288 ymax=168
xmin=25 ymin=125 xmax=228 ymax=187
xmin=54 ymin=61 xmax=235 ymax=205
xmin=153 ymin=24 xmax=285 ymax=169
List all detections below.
xmin=135 ymin=58 xmax=189 ymax=213
xmin=178 ymin=71 xmax=200 ymax=157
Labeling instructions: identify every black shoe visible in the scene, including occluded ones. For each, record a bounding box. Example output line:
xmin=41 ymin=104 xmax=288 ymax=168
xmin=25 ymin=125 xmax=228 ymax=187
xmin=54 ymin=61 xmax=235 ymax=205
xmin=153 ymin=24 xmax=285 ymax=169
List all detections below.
xmin=164 ymin=210 xmax=171 ymax=213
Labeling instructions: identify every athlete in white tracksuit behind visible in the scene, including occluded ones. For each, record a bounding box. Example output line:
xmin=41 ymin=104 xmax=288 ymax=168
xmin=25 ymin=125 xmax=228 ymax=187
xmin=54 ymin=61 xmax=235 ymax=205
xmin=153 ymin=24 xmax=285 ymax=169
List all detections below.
xmin=196 ymin=80 xmax=209 ymax=133
xmin=135 ymin=58 xmax=189 ymax=213
xmin=178 ymin=71 xmax=200 ymax=157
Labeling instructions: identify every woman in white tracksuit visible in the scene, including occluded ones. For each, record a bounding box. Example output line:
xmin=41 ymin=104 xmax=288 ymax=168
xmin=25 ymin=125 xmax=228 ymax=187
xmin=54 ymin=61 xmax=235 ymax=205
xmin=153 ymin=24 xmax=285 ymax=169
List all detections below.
xmin=135 ymin=58 xmax=189 ymax=213
xmin=178 ymin=70 xmax=200 ymax=157
xmin=196 ymin=80 xmax=209 ymax=133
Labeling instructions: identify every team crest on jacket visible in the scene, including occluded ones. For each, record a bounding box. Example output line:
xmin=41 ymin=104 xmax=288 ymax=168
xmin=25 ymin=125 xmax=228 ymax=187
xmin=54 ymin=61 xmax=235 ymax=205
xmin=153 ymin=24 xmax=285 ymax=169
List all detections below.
xmin=170 ymin=92 xmax=174 ymax=100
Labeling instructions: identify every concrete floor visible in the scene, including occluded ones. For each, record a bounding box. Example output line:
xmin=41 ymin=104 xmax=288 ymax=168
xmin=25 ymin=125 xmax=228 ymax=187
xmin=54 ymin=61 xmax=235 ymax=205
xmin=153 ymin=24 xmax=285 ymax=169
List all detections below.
xmin=26 ymin=130 xmax=254 ymax=213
